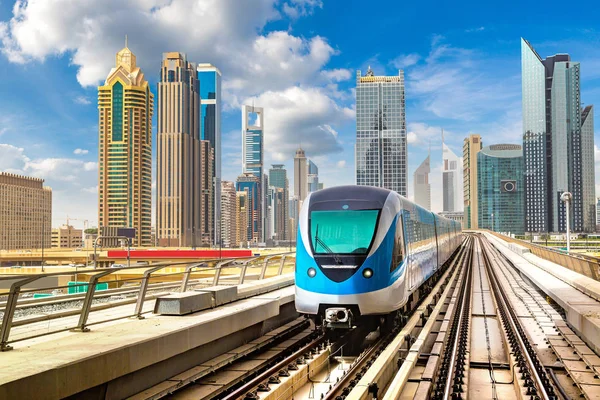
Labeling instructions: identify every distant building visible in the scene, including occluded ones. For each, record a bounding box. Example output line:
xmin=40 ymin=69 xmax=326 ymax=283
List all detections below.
xmin=308 ymin=160 xmax=319 ymax=193
xmin=236 ymin=173 xmax=261 ymax=245
xmin=355 ymin=67 xmax=407 ymax=195
xmin=521 ymin=38 xmax=595 ymax=233
xmin=443 ymin=137 xmax=462 ymax=212
xmin=289 ymin=196 xmax=300 ymax=242
xmin=477 ymin=144 xmax=524 ymax=235
xmin=438 ymin=211 xmax=464 ymax=229
xmin=0 ymin=173 xmax=52 ymax=251
xmin=318 ymin=182 xmax=324 ymax=190
xmin=268 ymin=164 xmax=289 ymax=241
xmin=199 ymin=141 xmax=214 ymax=246
xmin=463 ymin=134 xmax=483 ymax=228
xmin=197 ymin=63 xmax=222 ymax=247
xmin=413 ymin=154 xmax=431 ymax=210
xmin=98 ymin=42 xmax=153 ymax=247
xmin=236 ymin=191 xmax=249 ymax=248
xmin=596 ymin=198 xmax=600 ymax=232
xmin=220 ymin=181 xmax=237 ymax=248
xmin=294 ymin=147 xmax=308 ymax=208
xmin=156 ymin=52 xmax=201 ymax=247
xmin=84 ymin=233 xmax=98 ymax=249
xmin=51 ymin=225 xmax=83 ymax=248
xmin=242 ymin=105 xmax=264 ymax=241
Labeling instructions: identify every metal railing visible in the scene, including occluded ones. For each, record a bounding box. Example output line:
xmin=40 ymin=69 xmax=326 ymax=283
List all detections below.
xmin=486 ymin=230 xmax=600 ymax=281
xmin=0 ymin=253 xmax=295 ymax=351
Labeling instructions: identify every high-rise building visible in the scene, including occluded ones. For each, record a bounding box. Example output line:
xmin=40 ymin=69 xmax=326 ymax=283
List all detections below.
xmin=242 ymin=105 xmax=264 ymax=242
xmin=199 ymin=140 xmax=214 ymax=246
xmin=197 ymin=63 xmax=222 ymax=248
xmin=0 ymin=173 xmax=52 ymax=251
xmin=355 ymin=67 xmax=407 ymax=195
xmin=443 ymin=135 xmax=462 ymax=212
xmin=596 ymin=198 xmax=600 ymax=231
xmin=98 ymin=42 xmax=153 ymax=246
xmin=289 ymin=196 xmax=299 ymax=242
xmin=463 ymin=134 xmax=483 ymax=228
xmin=236 ymin=172 xmax=261 ymax=245
xmin=308 ymin=160 xmax=319 ymax=193
xmin=156 ymin=52 xmax=201 ymax=247
xmin=269 ymin=164 xmax=289 ymax=241
xmin=521 ymin=38 xmax=595 ymax=233
xmin=294 ymin=147 xmax=308 ymax=213
xmin=220 ymin=181 xmax=237 ymax=248
xmin=236 ymin=191 xmax=249 ymax=248
xmin=51 ymin=225 xmax=83 ymax=248
xmin=413 ymin=154 xmax=431 ymax=210
xmin=318 ymin=182 xmax=324 ymax=190
xmin=477 ymin=144 xmax=524 ymax=235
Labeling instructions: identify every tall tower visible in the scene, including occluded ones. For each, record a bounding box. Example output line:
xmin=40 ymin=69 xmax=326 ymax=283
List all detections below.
xmin=269 ymin=164 xmax=289 ymax=241
xmin=156 ymin=52 xmax=200 ymax=247
xmin=355 ymin=67 xmax=407 ymax=195
xmin=197 ymin=63 xmax=222 ymax=248
xmin=522 ymin=38 xmax=595 ymax=233
xmin=307 ymin=160 xmax=319 ymax=193
xmin=98 ymin=41 xmax=153 ymax=247
xmin=220 ymin=181 xmax=237 ymax=248
xmin=242 ymin=105 xmax=264 ymax=242
xmin=236 ymin=172 xmax=261 ymax=245
xmin=463 ymin=134 xmax=482 ymax=228
xmin=442 ymin=131 xmax=462 ymax=212
xmin=294 ymin=147 xmax=308 ymax=208
xmin=413 ymin=154 xmax=431 ymax=210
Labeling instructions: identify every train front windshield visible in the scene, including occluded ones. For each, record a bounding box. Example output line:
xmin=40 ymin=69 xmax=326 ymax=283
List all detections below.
xmin=310 ymin=209 xmax=379 ymax=255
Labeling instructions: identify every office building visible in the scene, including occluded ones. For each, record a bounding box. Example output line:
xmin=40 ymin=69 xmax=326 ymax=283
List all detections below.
xmin=308 ymin=160 xmax=319 ymax=193
xmin=0 ymin=173 xmax=52 ymax=251
xmin=51 ymin=225 xmax=83 ymax=248
xmin=236 ymin=172 xmax=261 ymax=244
xmin=438 ymin=211 xmax=464 ymax=229
xmin=199 ymin=140 xmax=214 ymax=246
xmin=413 ymin=154 xmax=431 ymax=210
xmin=294 ymin=147 xmax=308 ymax=214
xmin=220 ymin=181 xmax=237 ymax=248
xmin=269 ymin=164 xmax=289 ymax=241
xmin=289 ymin=196 xmax=299 ymax=242
xmin=156 ymin=52 xmax=201 ymax=247
xmin=463 ymin=134 xmax=483 ymax=228
xmin=355 ymin=67 xmax=407 ymax=195
xmin=521 ymin=38 xmax=596 ymax=233
xmin=596 ymin=198 xmax=600 ymax=231
xmin=477 ymin=144 xmax=524 ymax=235
xmin=443 ymin=136 xmax=462 ymax=212
xmin=98 ymin=42 xmax=153 ymax=246
xmin=242 ymin=105 xmax=264 ymax=241
xmin=236 ymin=191 xmax=249 ymax=248
xmin=197 ymin=63 xmax=222 ymax=247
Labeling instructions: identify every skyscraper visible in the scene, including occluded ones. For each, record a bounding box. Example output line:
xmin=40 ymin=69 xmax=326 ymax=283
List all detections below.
xmin=236 ymin=172 xmax=261 ymax=245
xmin=220 ymin=181 xmax=237 ymax=248
xmin=242 ymin=105 xmax=264 ymax=242
xmin=269 ymin=164 xmax=289 ymax=241
xmin=521 ymin=38 xmax=596 ymax=233
xmin=442 ymin=134 xmax=462 ymax=212
xmin=308 ymin=160 xmax=319 ymax=193
xmin=413 ymin=154 xmax=431 ymax=210
xmin=294 ymin=147 xmax=308 ymax=208
xmin=156 ymin=52 xmax=201 ymax=247
xmin=98 ymin=42 xmax=153 ymax=246
xmin=197 ymin=63 xmax=222 ymax=247
xmin=236 ymin=191 xmax=249 ymax=248
xmin=355 ymin=67 xmax=407 ymax=195
xmin=477 ymin=144 xmax=524 ymax=235
xmin=463 ymin=134 xmax=483 ymax=228
xmin=199 ymin=141 xmax=214 ymax=246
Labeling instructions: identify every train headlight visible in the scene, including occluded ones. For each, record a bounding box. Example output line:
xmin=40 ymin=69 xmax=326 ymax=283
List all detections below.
xmin=307 ymin=267 xmax=317 ymax=278
xmin=362 ymin=268 xmax=373 ymax=279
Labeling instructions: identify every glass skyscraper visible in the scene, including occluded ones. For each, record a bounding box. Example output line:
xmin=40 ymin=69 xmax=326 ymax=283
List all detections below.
xmin=521 ymin=38 xmax=595 ymax=233
xmin=197 ymin=63 xmax=222 ymax=246
xmin=268 ymin=164 xmax=289 ymax=241
xmin=242 ymin=105 xmax=264 ymax=241
xmin=355 ymin=67 xmax=407 ymax=196
xmin=477 ymin=144 xmax=524 ymax=235
xmin=308 ymin=160 xmax=319 ymax=193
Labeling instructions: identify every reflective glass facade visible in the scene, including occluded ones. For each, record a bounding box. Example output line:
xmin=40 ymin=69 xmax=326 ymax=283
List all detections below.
xmin=308 ymin=160 xmax=319 ymax=193
xmin=477 ymin=145 xmax=524 ymax=235
xmin=355 ymin=68 xmax=406 ymax=195
xmin=242 ymin=105 xmax=264 ymax=241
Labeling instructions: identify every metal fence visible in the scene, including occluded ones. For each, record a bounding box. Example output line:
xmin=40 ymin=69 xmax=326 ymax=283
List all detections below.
xmin=0 ymin=253 xmax=295 ymax=351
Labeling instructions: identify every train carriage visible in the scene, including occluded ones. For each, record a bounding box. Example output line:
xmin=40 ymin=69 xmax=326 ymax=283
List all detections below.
xmin=295 ymin=185 xmax=461 ymax=328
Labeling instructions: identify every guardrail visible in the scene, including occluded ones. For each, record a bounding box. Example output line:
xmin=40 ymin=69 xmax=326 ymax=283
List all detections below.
xmin=0 ymin=252 xmax=295 ymax=351
xmin=486 ymin=230 xmax=600 ymax=281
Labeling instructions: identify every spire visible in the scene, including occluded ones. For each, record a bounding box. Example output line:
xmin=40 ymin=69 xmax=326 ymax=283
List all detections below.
xmin=441 ymin=128 xmax=444 ymax=146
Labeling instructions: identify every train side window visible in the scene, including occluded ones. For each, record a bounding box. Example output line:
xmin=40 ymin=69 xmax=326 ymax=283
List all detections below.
xmin=391 ymin=215 xmax=405 ymax=272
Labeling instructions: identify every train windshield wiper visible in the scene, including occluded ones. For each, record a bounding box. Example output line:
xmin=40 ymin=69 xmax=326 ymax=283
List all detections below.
xmin=314 ymin=224 xmax=343 ymax=264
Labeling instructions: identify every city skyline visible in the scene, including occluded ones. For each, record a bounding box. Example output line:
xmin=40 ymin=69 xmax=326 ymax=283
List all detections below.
xmin=1 ymin=1 xmax=600 ymax=227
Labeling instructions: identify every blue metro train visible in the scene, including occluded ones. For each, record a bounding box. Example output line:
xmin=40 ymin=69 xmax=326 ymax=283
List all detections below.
xmin=295 ymin=185 xmax=462 ymax=328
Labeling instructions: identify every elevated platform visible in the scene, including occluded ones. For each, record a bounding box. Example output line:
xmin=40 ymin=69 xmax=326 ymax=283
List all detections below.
xmin=484 ymin=232 xmax=600 ymax=354
xmin=0 ymin=275 xmax=296 ymax=400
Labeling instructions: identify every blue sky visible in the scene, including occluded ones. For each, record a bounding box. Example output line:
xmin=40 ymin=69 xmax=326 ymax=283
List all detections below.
xmin=1 ymin=0 xmax=600 ymax=228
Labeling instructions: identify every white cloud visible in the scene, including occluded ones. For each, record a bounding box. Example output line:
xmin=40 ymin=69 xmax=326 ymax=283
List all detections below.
xmin=407 ymin=132 xmax=417 ymax=144
xmin=74 ymin=96 xmax=91 ymax=105
xmin=320 ymin=68 xmax=352 ymax=82
xmin=336 ymin=160 xmax=346 ymax=168
xmin=82 ymin=185 xmax=98 ymax=194
xmin=282 ymin=0 xmax=323 ymax=19
xmin=465 ymin=26 xmax=485 ymax=33
xmin=407 ymin=122 xmax=447 ymax=147
xmin=391 ymin=53 xmax=420 ymax=69
xmin=73 ymin=148 xmax=89 ymax=155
